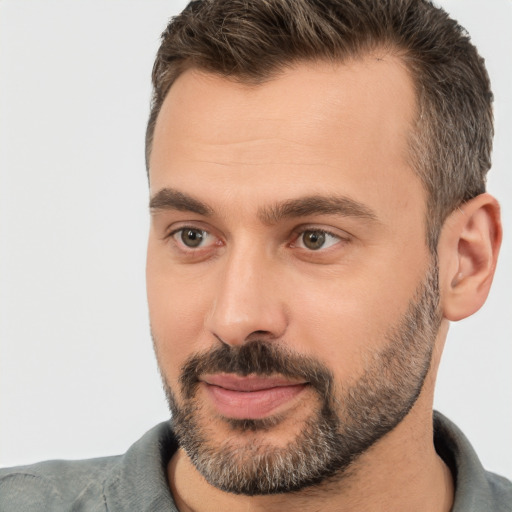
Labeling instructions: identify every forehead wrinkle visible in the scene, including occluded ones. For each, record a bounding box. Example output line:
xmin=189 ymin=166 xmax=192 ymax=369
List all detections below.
xmin=258 ymin=195 xmax=379 ymax=225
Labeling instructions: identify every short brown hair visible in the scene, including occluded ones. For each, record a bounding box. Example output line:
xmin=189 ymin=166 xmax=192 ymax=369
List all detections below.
xmin=146 ymin=0 xmax=493 ymax=251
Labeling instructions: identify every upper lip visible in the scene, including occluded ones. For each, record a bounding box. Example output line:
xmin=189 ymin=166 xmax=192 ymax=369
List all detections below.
xmin=201 ymin=373 xmax=307 ymax=392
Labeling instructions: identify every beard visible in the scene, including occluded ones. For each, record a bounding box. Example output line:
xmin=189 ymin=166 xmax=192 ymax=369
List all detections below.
xmin=157 ymin=261 xmax=441 ymax=495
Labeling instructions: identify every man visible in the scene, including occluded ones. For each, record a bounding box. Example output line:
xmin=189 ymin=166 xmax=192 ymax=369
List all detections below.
xmin=1 ymin=0 xmax=510 ymax=510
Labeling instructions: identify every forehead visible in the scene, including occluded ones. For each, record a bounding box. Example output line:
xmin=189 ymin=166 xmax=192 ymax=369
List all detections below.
xmin=149 ymin=56 xmax=422 ymax=226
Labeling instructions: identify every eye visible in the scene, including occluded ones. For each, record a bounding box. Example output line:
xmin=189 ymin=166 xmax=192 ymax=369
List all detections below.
xmin=295 ymin=229 xmax=340 ymax=251
xmin=172 ymin=227 xmax=214 ymax=249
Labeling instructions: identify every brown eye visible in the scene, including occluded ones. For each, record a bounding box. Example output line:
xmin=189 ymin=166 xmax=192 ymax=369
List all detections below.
xmin=180 ymin=228 xmax=206 ymax=248
xmin=301 ymin=230 xmax=326 ymax=250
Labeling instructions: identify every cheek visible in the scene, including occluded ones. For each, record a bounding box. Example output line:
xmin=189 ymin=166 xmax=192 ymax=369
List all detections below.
xmin=146 ymin=243 xmax=210 ymax=384
xmin=286 ymin=291 xmax=376 ymax=382
xmin=283 ymin=266 xmax=416 ymax=381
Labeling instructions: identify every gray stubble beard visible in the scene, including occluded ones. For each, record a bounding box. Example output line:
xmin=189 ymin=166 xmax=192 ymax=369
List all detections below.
xmin=158 ymin=261 xmax=441 ymax=495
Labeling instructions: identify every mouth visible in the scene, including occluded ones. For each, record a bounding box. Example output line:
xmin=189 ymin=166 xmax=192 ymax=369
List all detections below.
xmin=200 ymin=373 xmax=309 ymax=420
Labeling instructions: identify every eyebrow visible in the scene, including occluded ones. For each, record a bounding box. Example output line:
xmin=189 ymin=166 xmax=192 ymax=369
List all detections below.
xmin=258 ymin=195 xmax=378 ymax=224
xmin=149 ymin=187 xmax=378 ymax=224
xmin=149 ymin=188 xmax=212 ymax=216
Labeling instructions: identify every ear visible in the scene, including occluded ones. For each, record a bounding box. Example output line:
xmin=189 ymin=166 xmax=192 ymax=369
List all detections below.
xmin=438 ymin=193 xmax=502 ymax=321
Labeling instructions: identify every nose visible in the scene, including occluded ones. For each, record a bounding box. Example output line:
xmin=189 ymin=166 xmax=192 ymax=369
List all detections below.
xmin=204 ymin=243 xmax=288 ymax=346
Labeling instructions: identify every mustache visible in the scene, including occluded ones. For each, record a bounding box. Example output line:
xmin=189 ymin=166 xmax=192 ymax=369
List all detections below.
xmin=179 ymin=340 xmax=335 ymax=400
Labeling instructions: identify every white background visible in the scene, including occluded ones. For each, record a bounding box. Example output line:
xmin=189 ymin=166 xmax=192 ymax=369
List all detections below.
xmin=1 ymin=0 xmax=511 ymax=480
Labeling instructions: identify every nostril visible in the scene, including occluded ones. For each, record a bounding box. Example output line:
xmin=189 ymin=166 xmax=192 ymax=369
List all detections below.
xmin=252 ymin=330 xmax=271 ymax=337
xmin=243 ymin=330 xmax=279 ymax=344
xmin=212 ymin=329 xmax=282 ymax=349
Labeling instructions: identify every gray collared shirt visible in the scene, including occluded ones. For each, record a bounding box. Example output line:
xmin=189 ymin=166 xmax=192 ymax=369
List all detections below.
xmin=1 ymin=412 xmax=511 ymax=511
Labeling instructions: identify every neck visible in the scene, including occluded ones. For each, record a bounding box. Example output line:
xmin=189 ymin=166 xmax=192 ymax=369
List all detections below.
xmin=167 ymin=404 xmax=454 ymax=512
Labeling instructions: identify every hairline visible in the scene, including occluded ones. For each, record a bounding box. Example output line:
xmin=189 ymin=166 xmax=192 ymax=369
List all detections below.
xmin=145 ymin=48 xmax=445 ymax=253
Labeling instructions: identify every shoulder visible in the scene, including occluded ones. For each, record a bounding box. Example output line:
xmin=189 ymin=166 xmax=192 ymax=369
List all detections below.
xmin=484 ymin=470 xmax=512 ymax=510
xmin=434 ymin=411 xmax=512 ymax=512
xmin=0 ymin=455 xmax=120 ymax=511
xmin=0 ymin=422 xmax=178 ymax=512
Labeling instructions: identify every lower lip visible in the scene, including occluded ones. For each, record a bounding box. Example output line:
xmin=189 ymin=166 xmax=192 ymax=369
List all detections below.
xmin=204 ymin=383 xmax=308 ymax=420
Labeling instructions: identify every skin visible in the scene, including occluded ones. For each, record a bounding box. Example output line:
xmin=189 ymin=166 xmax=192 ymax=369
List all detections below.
xmin=146 ymin=55 xmax=501 ymax=511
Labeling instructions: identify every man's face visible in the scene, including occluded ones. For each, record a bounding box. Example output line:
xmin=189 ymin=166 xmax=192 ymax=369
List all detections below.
xmin=147 ymin=57 xmax=441 ymax=493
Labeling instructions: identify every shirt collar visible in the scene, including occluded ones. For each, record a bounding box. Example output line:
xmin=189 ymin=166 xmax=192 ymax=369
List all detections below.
xmin=102 ymin=413 xmax=502 ymax=511
xmin=103 ymin=421 xmax=178 ymax=512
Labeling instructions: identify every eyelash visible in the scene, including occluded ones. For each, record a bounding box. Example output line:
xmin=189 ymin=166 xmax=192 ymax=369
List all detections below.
xmin=290 ymin=228 xmax=343 ymax=250
xmin=166 ymin=225 xmax=349 ymax=254
xmin=167 ymin=226 xmax=218 ymax=250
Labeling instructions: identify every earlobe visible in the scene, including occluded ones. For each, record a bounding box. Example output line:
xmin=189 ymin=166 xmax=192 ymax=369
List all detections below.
xmin=438 ymin=193 xmax=502 ymax=322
